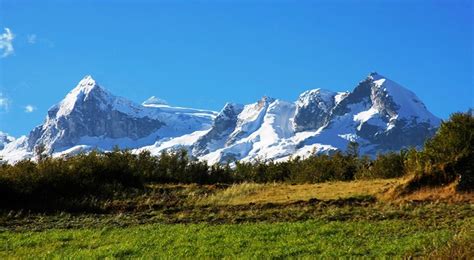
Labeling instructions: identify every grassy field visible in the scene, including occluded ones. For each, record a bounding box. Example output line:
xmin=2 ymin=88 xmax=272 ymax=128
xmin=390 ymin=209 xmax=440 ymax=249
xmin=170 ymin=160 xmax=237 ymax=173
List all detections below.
xmin=1 ymin=219 xmax=467 ymax=258
xmin=0 ymin=179 xmax=472 ymax=258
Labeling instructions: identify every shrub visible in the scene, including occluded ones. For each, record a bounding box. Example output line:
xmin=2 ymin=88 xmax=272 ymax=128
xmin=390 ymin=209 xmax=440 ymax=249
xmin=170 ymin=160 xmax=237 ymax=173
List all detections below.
xmin=403 ymin=112 xmax=473 ymax=192
xmin=356 ymin=152 xmax=405 ymax=179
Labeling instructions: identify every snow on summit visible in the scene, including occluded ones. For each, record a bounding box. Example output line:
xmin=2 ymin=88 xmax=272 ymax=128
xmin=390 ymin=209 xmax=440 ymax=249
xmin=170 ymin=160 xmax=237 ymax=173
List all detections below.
xmin=369 ymin=72 xmax=439 ymax=124
xmin=56 ymin=75 xmax=101 ymax=117
xmin=0 ymin=72 xmax=441 ymax=163
xmin=142 ymin=96 xmax=168 ymax=106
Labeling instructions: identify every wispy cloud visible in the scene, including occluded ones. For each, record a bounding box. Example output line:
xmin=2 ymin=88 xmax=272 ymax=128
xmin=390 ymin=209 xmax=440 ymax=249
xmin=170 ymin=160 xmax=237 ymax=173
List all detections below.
xmin=27 ymin=34 xmax=37 ymax=44
xmin=24 ymin=105 xmax=36 ymax=113
xmin=27 ymin=34 xmax=55 ymax=48
xmin=0 ymin=93 xmax=10 ymax=112
xmin=0 ymin=28 xmax=14 ymax=58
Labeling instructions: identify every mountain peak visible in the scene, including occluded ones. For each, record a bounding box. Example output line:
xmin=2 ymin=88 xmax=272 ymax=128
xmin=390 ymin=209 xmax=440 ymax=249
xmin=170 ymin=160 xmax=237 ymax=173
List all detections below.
xmin=213 ymin=102 xmax=244 ymax=122
xmin=258 ymin=96 xmax=276 ymax=107
xmin=66 ymin=75 xmax=107 ymax=101
xmin=299 ymin=88 xmax=334 ymax=97
xmin=142 ymin=96 xmax=168 ymax=106
xmin=368 ymin=71 xmax=386 ymax=81
xmin=52 ymin=75 xmax=110 ymax=118
xmin=75 ymin=75 xmax=99 ymax=93
xmin=260 ymin=95 xmax=275 ymax=102
xmin=222 ymin=102 xmax=243 ymax=111
xmin=297 ymin=88 xmax=335 ymax=108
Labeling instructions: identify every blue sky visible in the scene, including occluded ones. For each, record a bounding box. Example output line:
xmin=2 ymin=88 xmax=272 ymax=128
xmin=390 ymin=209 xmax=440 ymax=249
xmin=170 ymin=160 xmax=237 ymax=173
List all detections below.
xmin=0 ymin=0 xmax=472 ymax=137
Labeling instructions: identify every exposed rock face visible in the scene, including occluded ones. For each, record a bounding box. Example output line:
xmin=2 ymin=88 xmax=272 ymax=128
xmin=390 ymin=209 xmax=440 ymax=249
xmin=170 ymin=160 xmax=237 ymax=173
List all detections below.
xmin=193 ymin=103 xmax=244 ymax=156
xmin=293 ymin=89 xmax=337 ymax=132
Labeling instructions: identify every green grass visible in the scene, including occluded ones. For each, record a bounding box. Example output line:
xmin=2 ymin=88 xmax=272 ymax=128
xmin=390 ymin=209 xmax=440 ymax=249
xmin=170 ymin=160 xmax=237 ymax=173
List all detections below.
xmin=0 ymin=219 xmax=462 ymax=258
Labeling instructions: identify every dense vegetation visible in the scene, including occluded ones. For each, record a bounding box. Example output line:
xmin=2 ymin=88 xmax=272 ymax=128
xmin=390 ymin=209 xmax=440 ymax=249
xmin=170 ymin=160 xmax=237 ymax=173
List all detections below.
xmin=0 ymin=112 xmax=471 ymax=210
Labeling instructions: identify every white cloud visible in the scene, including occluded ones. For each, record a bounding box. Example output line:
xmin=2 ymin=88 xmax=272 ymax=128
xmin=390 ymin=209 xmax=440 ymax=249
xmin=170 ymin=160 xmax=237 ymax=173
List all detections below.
xmin=0 ymin=28 xmax=14 ymax=58
xmin=0 ymin=94 xmax=10 ymax=112
xmin=24 ymin=105 xmax=36 ymax=113
xmin=27 ymin=34 xmax=37 ymax=44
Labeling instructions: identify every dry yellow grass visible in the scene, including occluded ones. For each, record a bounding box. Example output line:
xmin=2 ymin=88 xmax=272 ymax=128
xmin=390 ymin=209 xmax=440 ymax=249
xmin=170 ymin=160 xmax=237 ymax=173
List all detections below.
xmin=394 ymin=183 xmax=474 ymax=203
xmin=200 ymin=179 xmax=399 ymax=205
xmin=382 ymin=175 xmax=474 ymax=203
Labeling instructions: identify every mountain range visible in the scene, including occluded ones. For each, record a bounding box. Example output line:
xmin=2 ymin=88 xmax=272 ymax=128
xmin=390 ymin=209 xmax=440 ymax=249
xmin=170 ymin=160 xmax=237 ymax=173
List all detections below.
xmin=0 ymin=72 xmax=441 ymax=164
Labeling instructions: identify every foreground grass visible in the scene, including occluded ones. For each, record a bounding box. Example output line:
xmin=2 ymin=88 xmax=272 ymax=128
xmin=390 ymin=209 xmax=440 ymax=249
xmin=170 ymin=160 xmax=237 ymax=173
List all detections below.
xmin=430 ymin=219 xmax=474 ymax=258
xmin=0 ymin=219 xmax=464 ymax=258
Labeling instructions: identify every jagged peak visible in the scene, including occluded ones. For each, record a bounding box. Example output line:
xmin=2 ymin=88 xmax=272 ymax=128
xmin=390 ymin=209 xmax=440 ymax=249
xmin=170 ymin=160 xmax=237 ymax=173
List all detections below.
xmin=73 ymin=75 xmax=100 ymax=94
xmin=259 ymin=95 xmax=276 ymax=103
xmin=355 ymin=72 xmax=440 ymax=123
xmin=215 ymin=102 xmax=244 ymax=121
xmin=256 ymin=96 xmax=275 ymax=109
xmin=367 ymin=71 xmax=388 ymax=82
xmin=297 ymin=88 xmax=336 ymax=109
xmin=52 ymin=75 xmax=112 ymax=118
xmin=221 ymin=102 xmax=244 ymax=111
xmin=351 ymin=72 xmax=389 ymax=98
xmin=299 ymin=88 xmax=335 ymax=98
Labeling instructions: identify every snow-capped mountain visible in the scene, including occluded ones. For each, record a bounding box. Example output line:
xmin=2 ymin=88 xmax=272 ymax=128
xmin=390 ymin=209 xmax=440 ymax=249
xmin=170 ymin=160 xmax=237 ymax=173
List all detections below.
xmin=0 ymin=75 xmax=216 ymax=162
xmin=0 ymin=73 xmax=441 ymax=163
xmin=142 ymin=72 xmax=440 ymax=164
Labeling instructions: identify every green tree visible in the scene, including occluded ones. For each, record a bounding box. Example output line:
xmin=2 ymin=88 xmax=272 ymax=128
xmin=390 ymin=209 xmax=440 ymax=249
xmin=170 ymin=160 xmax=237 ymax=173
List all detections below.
xmin=423 ymin=112 xmax=474 ymax=190
xmin=404 ymin=112 xmax=474 ymax=191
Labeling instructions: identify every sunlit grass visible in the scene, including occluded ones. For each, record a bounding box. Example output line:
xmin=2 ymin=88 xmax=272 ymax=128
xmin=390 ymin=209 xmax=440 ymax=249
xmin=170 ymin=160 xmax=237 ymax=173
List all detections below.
xmin=0 ymin=219 xmax=464 ymax=258
xmin=200 ymin=179 xmax=398 ymax=205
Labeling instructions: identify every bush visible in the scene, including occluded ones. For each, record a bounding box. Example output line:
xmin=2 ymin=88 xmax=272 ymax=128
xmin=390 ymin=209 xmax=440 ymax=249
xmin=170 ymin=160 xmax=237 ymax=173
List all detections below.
xmin=356 ymin=152 xmax=405 ymax=179
xmin=403 ymin=112 xmax=474 ymax=191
